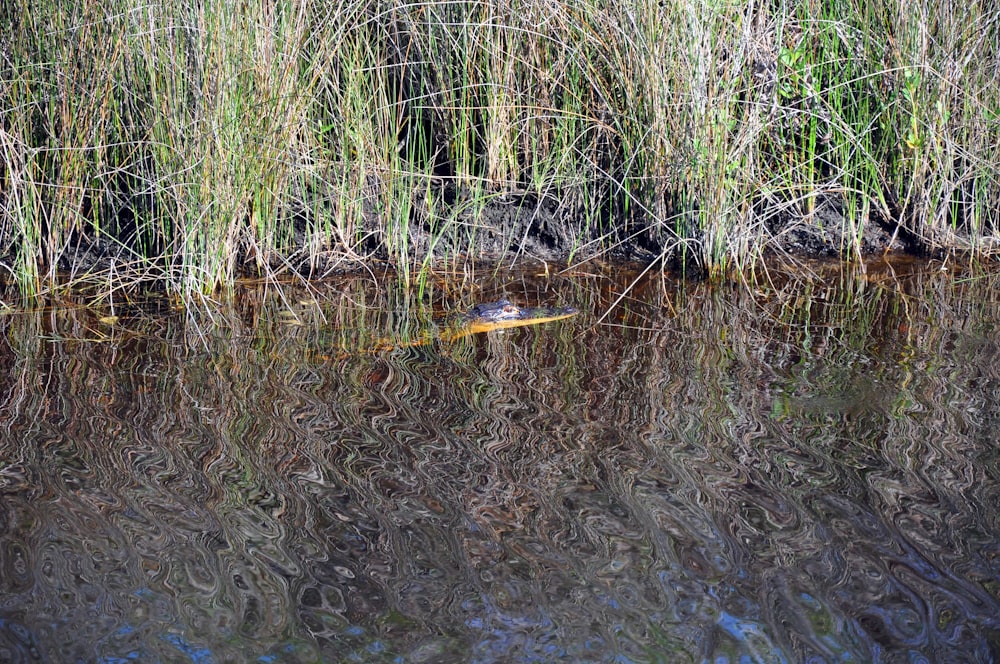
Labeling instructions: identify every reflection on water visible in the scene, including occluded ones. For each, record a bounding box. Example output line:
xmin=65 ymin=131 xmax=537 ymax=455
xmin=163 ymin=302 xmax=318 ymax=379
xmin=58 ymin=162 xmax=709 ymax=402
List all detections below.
xmin=1 ymin=260 xmax=999 ymax=662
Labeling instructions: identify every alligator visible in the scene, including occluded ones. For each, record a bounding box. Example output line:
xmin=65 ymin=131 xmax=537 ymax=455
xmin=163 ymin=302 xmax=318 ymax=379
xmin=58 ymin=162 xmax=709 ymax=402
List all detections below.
xmin=358 ymin=298 xmax=578 ymax=354
xmin=443 ymin=299 xmax=577 ymax=339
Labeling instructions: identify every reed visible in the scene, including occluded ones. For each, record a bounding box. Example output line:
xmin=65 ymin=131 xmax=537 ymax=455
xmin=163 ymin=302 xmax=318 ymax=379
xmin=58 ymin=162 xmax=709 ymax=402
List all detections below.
xmin=1 ymin=0 xmax=998 ymax=299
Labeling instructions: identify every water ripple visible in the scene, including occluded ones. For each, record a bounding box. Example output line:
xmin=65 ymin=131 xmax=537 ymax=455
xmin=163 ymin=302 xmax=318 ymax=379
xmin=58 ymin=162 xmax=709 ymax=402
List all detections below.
xmin=0 ymin=269 xmax=999 ymax=661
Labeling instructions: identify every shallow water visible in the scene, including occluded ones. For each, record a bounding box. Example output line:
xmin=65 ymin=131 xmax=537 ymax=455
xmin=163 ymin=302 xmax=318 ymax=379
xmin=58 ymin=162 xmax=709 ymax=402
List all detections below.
xmin=1 ymin=259 xmax=998 ymax=662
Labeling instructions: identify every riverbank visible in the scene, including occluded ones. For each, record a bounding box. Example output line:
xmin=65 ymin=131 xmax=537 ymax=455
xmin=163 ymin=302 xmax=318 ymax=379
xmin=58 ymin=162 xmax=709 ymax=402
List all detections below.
xmin=2 ymin=0 xmax=998 ymax=297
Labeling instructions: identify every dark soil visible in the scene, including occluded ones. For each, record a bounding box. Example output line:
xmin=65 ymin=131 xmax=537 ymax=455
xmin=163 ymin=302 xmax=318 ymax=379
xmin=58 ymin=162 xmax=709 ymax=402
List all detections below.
xmin=763 ymin=195 xmax=912 ymax=259
xmin=51 ymin=187 xmax=918 ymax=282
xmin=384 ymin=187 xmax=916 ymax=269
xmin=402 ymin=188 xmax=600 ymax=264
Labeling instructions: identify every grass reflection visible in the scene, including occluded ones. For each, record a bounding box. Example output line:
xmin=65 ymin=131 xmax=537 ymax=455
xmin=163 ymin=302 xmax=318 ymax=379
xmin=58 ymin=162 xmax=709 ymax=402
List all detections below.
xmin=0 ymin=259 xmax=998 ymax=661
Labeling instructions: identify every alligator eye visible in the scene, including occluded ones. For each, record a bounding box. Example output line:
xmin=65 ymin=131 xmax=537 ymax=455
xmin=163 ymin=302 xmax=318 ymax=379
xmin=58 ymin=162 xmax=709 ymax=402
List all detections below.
xmin=501 ymin=305 xmax=521 ymax=317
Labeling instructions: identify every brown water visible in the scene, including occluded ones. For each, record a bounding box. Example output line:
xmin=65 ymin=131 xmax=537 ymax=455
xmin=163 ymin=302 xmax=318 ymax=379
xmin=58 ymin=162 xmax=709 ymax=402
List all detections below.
xmin=1 ymin=259 xmax=998 ymax=663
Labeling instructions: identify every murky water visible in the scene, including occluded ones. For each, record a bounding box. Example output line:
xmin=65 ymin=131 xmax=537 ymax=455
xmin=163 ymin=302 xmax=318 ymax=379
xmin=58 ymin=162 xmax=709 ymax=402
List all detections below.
xmin=1 ymin=259 xmax=998 ymax=662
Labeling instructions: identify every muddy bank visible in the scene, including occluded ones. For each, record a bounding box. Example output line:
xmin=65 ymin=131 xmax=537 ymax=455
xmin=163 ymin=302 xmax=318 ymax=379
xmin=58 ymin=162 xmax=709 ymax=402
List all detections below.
xmin=55 ymin=186 xmax=920 ymax=282
xmin=351 ymin=187 xmax=917 ymax=268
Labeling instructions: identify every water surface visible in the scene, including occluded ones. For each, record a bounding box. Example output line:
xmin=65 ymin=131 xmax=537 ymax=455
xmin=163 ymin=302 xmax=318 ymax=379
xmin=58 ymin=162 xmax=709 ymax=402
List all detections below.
xmin=1 ymin=260 xmax=998 ymax=662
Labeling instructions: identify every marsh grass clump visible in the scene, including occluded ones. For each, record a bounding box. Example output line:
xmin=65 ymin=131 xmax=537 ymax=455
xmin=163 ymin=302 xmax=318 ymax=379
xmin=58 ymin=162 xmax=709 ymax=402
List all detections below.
xmin=1 ymin=0 xmax=999 ymax=299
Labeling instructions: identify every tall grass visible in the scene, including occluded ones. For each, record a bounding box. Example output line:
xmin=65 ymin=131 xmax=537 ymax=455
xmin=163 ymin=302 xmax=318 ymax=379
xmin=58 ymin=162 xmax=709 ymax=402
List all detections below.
xmin=1 ymin=0 xmax=999 ymax=298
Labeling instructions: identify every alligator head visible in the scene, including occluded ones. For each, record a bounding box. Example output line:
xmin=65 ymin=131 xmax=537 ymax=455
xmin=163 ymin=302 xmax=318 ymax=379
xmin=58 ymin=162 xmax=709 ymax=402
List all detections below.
xmin=443 ymin=299 xmax=578 ymax=340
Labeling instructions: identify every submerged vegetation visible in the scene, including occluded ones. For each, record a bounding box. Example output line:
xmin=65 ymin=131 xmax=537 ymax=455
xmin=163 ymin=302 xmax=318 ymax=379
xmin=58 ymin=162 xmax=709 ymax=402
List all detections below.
xmin=1 ymin=0 xmax=999 ymax=297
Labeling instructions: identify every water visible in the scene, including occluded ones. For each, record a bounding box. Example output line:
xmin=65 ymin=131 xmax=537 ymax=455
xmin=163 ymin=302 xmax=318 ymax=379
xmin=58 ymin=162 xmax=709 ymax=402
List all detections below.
xmin=1 ymin=260 xmax=998 ymax=662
